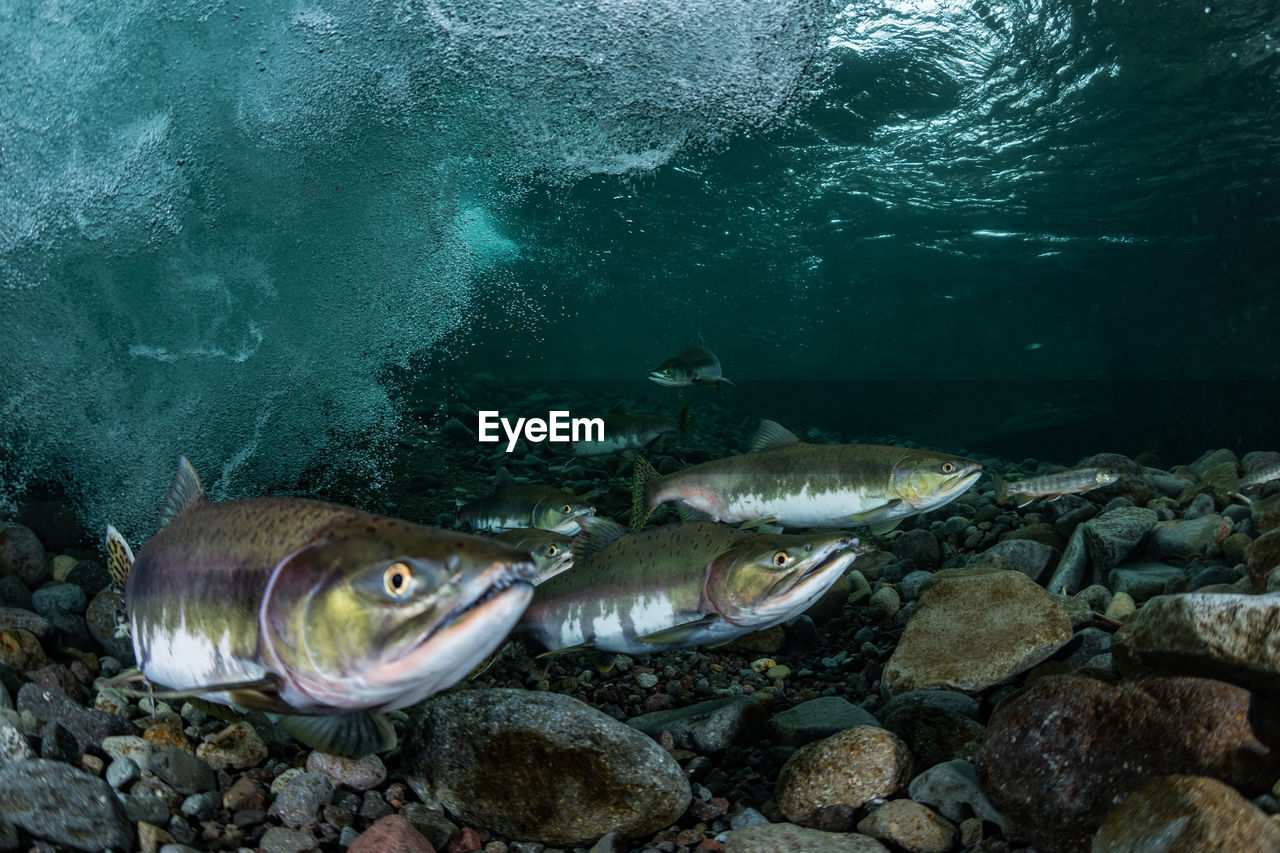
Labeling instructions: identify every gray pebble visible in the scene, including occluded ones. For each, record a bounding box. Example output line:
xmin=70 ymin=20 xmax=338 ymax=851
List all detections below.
xmin=729 ymin=807 xmax=771 ymax=828
xmin=897 ymin=570 xmax=933 ymax=602
xmin=259 ymin=825 xmax=319 ymax=853
xmin=159 ymin=845 xmax=202 ymax=853
xmin=269 ymin=771 xmax=333 ymax=829
xmin=31 ymin=583 xmax=87 ymax=617
xmin=106 ymin=756 xmax=140 ymax=789
xmin=0 ymin=758 xmax=133 ymax=851
xmin=40 ymin=720 xmax=80 ymax=763
xmin=122 ymin=792 xmax=171 ymax=824
xmin=1184 ymin=492 xmax=1217 ymax=520
xmin=150 ymin=747 xmax=216 ymax=794
xmin=16 ymin=683 xmax=135 ymax=753
xmin=180 ymin=790 xmax=221 ymax=820
xmin=401 ymin=801 xmax=458 ymax=848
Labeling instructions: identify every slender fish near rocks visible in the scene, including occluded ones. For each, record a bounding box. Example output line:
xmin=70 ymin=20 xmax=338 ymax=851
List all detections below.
xmin=519 ymin=517 xmax=860 ymax=655
xmin=494 ymin=528 xmax=574 ymax=585
xmin=993 ymin=466 xmax=1119 ymax=508
xmin=1231 ymin=460 xmax=1280 ymax=501
xmin=647 ymin=345 xmax=734 ymax=395
xmin=569 ymin=401 xmax=691 ymax=456
xmin=631 ymin=420 xmax=982 ymax=533
xmin=457 ymin=468 xmax=595 ymax=534
xmin=107 ymin=457 xmax=537 ymax=756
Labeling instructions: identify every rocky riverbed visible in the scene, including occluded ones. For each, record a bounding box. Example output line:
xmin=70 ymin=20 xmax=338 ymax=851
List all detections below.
xmin=2 ymin=377 xmax=1279 ymax=853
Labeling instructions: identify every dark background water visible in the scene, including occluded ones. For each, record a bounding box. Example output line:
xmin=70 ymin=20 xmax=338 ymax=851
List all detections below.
xmin=1 ymin=0 xmax=1278 ymax=540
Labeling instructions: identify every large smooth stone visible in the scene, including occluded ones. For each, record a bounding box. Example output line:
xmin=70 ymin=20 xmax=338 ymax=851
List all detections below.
xmin=402 ymin=688 xmax=689 ymax=847
xmin=884 ymin=568 xmax=1072 ymax=695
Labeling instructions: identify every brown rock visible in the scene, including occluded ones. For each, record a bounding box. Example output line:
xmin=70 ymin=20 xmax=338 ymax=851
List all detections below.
xmin=1221 ymin=531 xmax=1251 ymax=567
xmin=0 ymin=523 xmax=48 ymax=589
xmin=0 ymin=607 xmax=52 ymax=637
xmin=1092 ymin=774 xmax=1280 ymax=852
xmin=723 ymin=823 xmax=889 ymax=852
xmin=884 ymin=568 xmax=1072 ymax=695
xmin=1251 ymin=491 xmax=1280 ymax=536
xmin=1176 ymin=461 xmax=1238 ymax=509
xmin=0 ymin=627 xmax=46 ymax=671
xmin=775 ymin=725 xmax=913 ymax=825
xmin=141 ymin=715 xmax=192 ymax=753
xmin=974 ymin=673 xmax=1280 ymax=852
xmin=223 ymin=775 xmax=267 ymax=812
xmin=403 ymin=689 xmax=690 ymax=847
xmin=856 ymin=799 xmax=957 ymax=853
xmin=1112 ymin=592 xmax=1280 ymax=693
xmin=349 ymin=814 xmax=436 ymax=853
xmin=1245 ymin=528 xmax=1280 ymax=589
xmin=198 ymin=721 xmax=268 ymax=770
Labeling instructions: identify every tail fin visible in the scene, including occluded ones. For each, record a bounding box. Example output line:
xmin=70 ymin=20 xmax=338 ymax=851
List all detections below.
xmin=993 ymin=475 xmax=1008 ymax=506
xmin=631 ymin=455 xmax=660 ymax=532
xmin=676 ymin=402 xmax=692 ymax=436
xmin=105 ymin=525 xmax=135 ymax=592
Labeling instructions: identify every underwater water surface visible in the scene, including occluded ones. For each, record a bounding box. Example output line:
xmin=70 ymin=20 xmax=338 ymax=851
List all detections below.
xmin=2 ymin=0 xmax=1278 ymax=538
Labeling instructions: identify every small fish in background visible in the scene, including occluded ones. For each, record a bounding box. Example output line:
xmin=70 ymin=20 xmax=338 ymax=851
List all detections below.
xmin=1230 ymin=459 xmax=1280 ymax=503
xmin=107 ymin=457 xmax=537 ymax=757
xmin=519 ymin=517 xmax=860 ymax=656
xmin=647 ymin=344 xmax=734 ymax=397
xmin=993 ymin=466 xmax=1120 ymax=508
xmin=458 ymin=468 xmax=595 ymax=534
xmin=631 ymin=419 xmax=982 ymax=535
xmin=569 ymin=401 xmax=691 ymax=456
xmin=494 ymin=528 xmax=574 ymax=585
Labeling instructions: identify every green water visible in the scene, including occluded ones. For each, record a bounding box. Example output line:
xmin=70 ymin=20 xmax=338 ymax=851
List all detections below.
xmin=1 ymin=0 xmax=1278 ymax=541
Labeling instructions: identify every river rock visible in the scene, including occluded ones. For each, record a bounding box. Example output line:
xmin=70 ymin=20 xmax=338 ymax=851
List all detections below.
xmin=968 ymin=539 xmax=1059 ymax=583
xmin=1250 ymin=491 xmax=1280 ymax=535
xmin=1083 ymin=507 xmax=1157 ymax=570
xmin=856 ymin=799 xmax=956 ymax=853
xmin=269 ymin=771 xmax=333 ymax=829
xmin=723 ymin=823 xmax=889 ymax=852
xmin=893 ymin=529 xmax=941 ymax=571
xmin=907 ymin=759 xmax=1007 ymax=831
xmin=884 ymin=568 xmax=1072 ymax=695
xmin=881 ymin=704 xmax=983 ymax=771
xmin=1244 ymin=528 xmax=1280 ymax=589
xmin=347 ymin=814 xmax=435 ymax=853
xmin=775 ymin=725 xmax=913 ymax=825
xmin=627 ymin=694 xmax=764 ymax=753
xmin=1091 ymin=774 xmax=1280 ymax=852
xmin=1106 ymin=562 xmax=1185 ymax=602
xmin=973 ymin=673 xmax=1280 ymax=851
xmin=0 ymin=523 xmax=48 ymax=590
xmin=1045 ymin=523 xmax=1088 ymax=595
xmin=85 ymin=588 xmax=134 ymax=663
xmin=1146 ymin=515 xmax=1223 ymax=561
xmin=307 ymin=751 xmax=388 ymax=792
xmin=768 ymin=697 xmax=879 ymax=747
xmin=403 ymin=688 xmax=690 ymax=847
xmin=0 ymin=758 xmax=132 ymax=851
xmin=17 ymin=682 xmax=135 ymax=752
xmin=1112 ymin=592 xmax=1280 ymax=692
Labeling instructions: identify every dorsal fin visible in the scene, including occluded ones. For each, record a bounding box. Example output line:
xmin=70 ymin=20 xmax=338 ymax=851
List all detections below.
xmin=159 ymin=457 xmax=207 ymax=529
xmin=748 ymin=420 xmax=800 ymax=453
xmin=104 ymin=525 xmax=135 ymax=591
xmin=571 ymin=516 xmax=628 ymax=564
xmin=494 ymin=467 xmax=515 ymax=488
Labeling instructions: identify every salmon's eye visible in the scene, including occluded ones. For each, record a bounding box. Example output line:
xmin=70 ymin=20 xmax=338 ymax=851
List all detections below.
xmin=547 ymin=544 xmax=558 ymax=556
xmin=384 ymin=562 xmax=413 ymax=598
xmin=941 ymin=462 xmax=955 ymax=474
xmin=772 ymin=551 xmax=791 ymax=568
xmin=562 ymin=504 xmax=573 ymax=514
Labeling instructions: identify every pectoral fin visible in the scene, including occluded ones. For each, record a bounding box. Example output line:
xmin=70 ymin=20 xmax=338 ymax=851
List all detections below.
xmin=274 ymin=712 xmax=397 ymax=758
xmin=736 ymin=516 xmax=778 ymax=531
xmin=867 ymin=520 xmax=901 ymax=536
xmin=106 ymin=673 xmax=282 ymax=702
xmin=634 ymin=615 xmax=720 ymax=646
xmin=674 ymin=503 xmax=713 ymax=523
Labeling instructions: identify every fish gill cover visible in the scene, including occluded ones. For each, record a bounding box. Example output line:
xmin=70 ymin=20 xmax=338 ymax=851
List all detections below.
xmin=0 ymin=0 xmax=828 ymax=537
